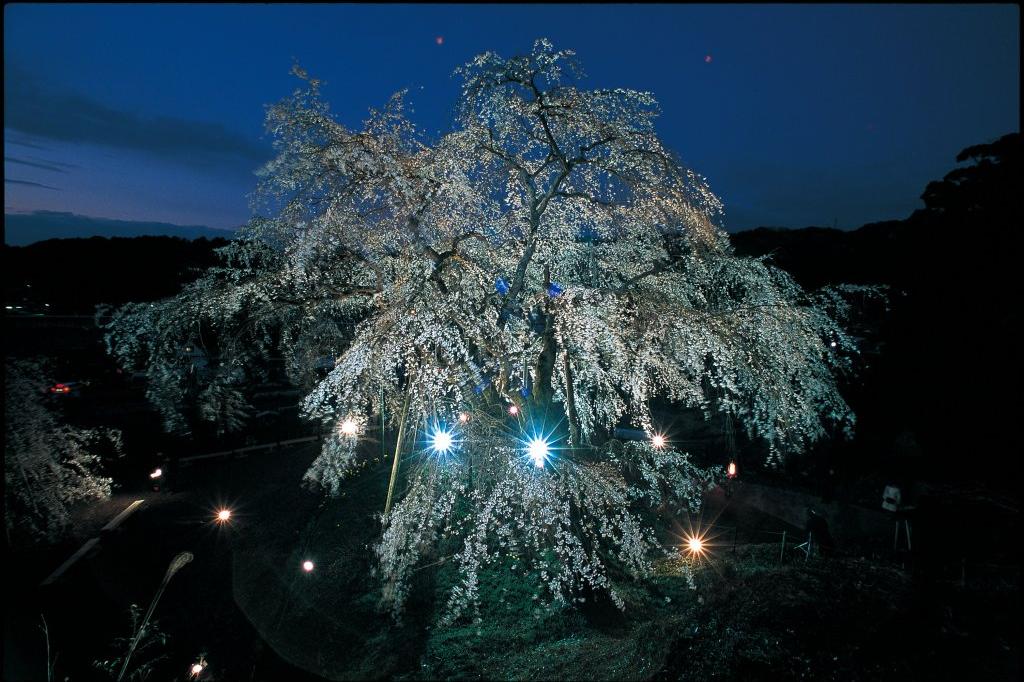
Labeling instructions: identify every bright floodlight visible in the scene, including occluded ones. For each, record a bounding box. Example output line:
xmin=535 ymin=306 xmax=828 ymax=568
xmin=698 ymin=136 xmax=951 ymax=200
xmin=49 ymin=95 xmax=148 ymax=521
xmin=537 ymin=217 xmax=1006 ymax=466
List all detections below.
xmin=340 ymin=419 xmax=358 ymax=436
xmin=727 ymin=461 xmax=737 ymax=478
xmin=190 ymin=662 xmax=204 ymax=676
xmin=685 ymin=535 xmax=706 ymax=556
xmin=526 ymin=437 xmax=550 ymax=468
xmin=651 ymin=434 xmax=666 ymax=449
xmin=216 ymin=509 xmax=232 ymax=522
xmin=431 ymin=428 xmax=454 ymax=454
xmin=508 ymin=405 xmax=519 ymax=416
xmin=830 ymin=341 xmax=837 ymax=348
xmin=149 ymin=468 xmax=163 ymax=479
xmin=302 ymin=560 xmax=315 ymax=572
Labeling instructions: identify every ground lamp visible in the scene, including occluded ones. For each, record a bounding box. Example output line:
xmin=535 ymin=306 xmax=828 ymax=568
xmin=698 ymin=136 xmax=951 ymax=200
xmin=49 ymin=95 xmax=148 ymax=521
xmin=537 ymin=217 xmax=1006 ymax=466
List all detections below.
xmin=684 ymin=533 xmax=707 ymax=559
xmin=189 ymin=658 xmax=207 ymax=678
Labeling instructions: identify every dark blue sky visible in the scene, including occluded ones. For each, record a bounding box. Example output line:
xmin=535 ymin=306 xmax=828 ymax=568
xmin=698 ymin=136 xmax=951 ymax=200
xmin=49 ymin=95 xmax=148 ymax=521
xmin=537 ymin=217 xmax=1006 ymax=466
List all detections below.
xmin=4 ymin=4 xmax=1019 ymax=242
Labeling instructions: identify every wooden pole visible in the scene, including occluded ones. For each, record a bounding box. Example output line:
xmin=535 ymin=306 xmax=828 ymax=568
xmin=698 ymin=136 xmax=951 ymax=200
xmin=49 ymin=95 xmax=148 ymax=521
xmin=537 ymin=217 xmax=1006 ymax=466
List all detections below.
xmin=383 ymin=389 xmax=412 ymax=518
xmin=380 ymin=385 xmax=385 ymax=463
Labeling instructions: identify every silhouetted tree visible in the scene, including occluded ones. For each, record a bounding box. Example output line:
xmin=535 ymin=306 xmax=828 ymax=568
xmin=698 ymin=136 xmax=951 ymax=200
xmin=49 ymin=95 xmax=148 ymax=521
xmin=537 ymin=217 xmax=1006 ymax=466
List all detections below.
xmin=918 ymin=132 xmax=1020 ymax=225
xmin=4 ymin=360 xmax=119 ymax=545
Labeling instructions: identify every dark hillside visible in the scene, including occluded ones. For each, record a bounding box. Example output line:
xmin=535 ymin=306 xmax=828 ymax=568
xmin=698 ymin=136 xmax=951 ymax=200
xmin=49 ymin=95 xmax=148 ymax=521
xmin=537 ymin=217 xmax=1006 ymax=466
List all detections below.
xmin=3 ymin=235 xmax=229 ymax=313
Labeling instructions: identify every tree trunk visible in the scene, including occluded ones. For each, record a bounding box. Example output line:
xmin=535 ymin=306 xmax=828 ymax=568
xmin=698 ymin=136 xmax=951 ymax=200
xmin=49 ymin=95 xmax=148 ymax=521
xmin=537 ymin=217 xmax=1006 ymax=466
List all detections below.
xmin=533 ymin=265 xmax=557 ymax=406
xmin=526 ymin=265 xmax=584 ymax=444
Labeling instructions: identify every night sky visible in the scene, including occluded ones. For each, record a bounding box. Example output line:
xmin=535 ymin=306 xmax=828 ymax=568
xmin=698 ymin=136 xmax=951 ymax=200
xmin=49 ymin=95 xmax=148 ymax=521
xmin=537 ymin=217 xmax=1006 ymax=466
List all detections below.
xmin=4 ymin=4 xmax=1019 ymax=243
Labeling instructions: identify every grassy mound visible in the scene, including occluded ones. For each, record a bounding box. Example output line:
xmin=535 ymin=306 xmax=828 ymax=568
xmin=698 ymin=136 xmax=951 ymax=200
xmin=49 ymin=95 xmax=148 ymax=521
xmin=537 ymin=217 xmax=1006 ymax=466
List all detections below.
xmin=232 ymin=463 xmax=1018 ymax=681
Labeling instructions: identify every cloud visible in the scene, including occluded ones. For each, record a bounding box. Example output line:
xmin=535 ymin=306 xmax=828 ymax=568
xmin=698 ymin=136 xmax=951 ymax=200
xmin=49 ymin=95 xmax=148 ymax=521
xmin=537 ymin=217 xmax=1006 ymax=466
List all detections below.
xmin=5 ymin=156 xmax=72 ymax=173
xmin=5 ymin=133 xmax=50 ymax=150
xmin=3 ymin=210 xmax=237 ymax=246
xmin=5 ymin=178 xmax=61 ymax=191
xmin=4 ymin=63 xmax=270 ymax=169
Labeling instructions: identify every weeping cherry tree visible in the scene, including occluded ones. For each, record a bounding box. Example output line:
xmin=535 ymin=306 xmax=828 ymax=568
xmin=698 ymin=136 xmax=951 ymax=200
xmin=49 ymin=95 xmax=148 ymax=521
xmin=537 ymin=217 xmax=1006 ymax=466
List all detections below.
xmin=102 ymin=40 xmax=875 ymax=622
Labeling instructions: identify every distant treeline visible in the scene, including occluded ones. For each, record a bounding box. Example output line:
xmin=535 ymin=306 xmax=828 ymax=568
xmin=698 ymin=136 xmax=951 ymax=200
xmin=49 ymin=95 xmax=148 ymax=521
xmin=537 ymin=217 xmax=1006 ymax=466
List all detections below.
xmin=3 ymin=235 xmax=230 ymax=313
xmin=732 ymin=132 xmax=1020 ymax=292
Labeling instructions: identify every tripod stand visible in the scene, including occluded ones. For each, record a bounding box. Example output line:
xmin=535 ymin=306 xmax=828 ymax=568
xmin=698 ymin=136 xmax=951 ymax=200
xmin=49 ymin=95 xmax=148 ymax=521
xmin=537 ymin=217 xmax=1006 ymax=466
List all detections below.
xmin=793 ymin=532 xmax=814 ymax=561
xmin=892 ymin=508 xmax=913 ymax=551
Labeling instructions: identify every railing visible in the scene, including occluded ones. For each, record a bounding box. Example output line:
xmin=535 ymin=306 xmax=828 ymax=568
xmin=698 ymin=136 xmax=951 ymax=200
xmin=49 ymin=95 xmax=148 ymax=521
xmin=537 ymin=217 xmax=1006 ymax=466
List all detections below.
xmin=7 ymin=314 xmax=107 ymax=329
xmin=177 ymin=434 xmax=322 ymax=466
xmin=687 ymin=524 xmax=806 ymax=563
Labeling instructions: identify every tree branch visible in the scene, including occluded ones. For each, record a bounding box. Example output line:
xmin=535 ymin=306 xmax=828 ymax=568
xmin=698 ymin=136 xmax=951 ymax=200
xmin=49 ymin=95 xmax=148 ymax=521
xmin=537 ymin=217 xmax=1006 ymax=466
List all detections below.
xmin=553 ymin=191 xmax=616 ymax=207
